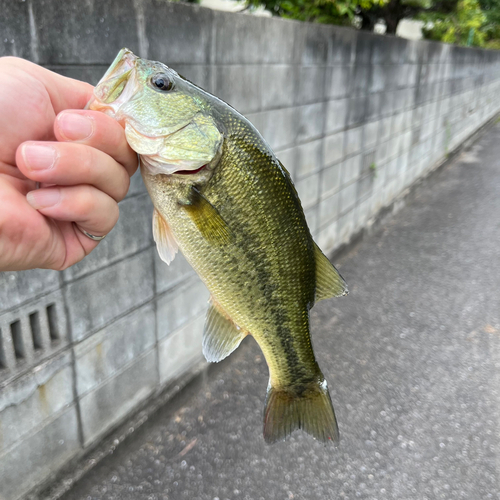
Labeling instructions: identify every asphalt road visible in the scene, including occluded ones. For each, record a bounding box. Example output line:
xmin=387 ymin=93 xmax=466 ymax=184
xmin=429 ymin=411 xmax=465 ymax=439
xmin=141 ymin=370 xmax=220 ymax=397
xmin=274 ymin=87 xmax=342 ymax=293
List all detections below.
xmin=61 ymin=124 xmax=500 ymax=500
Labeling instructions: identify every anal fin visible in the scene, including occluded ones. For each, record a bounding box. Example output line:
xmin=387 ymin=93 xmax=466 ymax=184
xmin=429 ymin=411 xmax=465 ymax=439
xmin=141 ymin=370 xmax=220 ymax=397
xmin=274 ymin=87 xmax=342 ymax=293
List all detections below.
xmin=203 ymin=299 xmax=246 ymax=363
xmin=314 ymin=242 xmax=348 ymax=301
xmin=153 ymin=208 xmax=178 ymax=265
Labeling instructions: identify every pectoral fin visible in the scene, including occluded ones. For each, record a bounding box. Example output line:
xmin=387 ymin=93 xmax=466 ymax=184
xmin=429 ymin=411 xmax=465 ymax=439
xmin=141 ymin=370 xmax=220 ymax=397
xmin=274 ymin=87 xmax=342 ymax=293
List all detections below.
xmin=182 ymin=187 xmax=231 ymax=246
xmin=203 ymin=299 xmax=247 ymax=363
xmin=314 ymin=243 xmax=348 ymax=301
xmin=153 ymin=208 xmax=178 ymax=265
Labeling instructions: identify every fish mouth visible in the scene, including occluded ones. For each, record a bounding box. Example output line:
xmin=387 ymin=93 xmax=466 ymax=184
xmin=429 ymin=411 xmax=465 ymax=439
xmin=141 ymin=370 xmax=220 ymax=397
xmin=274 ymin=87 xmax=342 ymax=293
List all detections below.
xmin=174 ymin=164 xmax=208 ymax=175
xmin=86 ymin=48 xmax=139 ymax=119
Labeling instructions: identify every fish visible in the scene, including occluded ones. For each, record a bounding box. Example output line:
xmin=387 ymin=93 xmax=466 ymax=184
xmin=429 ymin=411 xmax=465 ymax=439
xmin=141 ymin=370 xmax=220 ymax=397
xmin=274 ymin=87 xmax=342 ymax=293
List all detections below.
xmin=88 ymin=48 xmax=348 ymax=444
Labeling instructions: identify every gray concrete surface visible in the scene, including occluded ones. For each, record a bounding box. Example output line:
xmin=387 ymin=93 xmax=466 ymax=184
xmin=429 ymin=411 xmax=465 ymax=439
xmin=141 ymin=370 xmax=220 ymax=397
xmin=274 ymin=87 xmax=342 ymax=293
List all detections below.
xmin=58 ymin=125 xmax=500 ymax=500
xmin=3 ymin=2 xmax=500 ymax=497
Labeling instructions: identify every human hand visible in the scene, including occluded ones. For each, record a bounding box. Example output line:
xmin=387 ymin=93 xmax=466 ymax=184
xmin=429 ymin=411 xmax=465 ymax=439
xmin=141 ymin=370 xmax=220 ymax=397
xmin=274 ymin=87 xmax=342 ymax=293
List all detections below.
xmin=0 ymin=57 xmax=138 ymax=271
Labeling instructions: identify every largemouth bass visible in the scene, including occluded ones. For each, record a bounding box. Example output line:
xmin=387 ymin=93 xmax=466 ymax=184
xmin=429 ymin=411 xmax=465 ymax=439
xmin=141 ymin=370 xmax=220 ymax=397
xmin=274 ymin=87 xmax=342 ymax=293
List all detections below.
xmin=89 ymin=49 xmax=348 ymax=444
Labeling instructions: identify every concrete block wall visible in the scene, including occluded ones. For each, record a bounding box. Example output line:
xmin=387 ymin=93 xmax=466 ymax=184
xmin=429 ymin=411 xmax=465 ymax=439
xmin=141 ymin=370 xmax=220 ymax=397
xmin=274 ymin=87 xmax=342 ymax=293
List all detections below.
xmin=2 ymin=1 xmax=500 ymax=498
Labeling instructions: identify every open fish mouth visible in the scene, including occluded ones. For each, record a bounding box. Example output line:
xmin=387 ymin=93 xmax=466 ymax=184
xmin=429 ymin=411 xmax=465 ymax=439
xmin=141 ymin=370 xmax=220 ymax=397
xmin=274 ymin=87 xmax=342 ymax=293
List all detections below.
xmin=86 ymin=48 xmax=138 ymax=120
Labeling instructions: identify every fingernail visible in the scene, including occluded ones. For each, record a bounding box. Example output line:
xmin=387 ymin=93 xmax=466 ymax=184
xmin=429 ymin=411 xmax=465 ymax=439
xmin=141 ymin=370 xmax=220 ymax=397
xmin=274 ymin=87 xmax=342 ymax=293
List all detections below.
xmin=27 ymin=189 xmax=61 ymax=209
xmin=58 ymin=112 xmax=94 ymax=141
xmin=22 ymin=144 xmax=57 ymax=171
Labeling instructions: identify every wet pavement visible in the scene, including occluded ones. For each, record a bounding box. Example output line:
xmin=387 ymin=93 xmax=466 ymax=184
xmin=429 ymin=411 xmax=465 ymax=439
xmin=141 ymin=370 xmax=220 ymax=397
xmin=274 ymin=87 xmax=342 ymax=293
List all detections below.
xmin=61 ymin=125 xmax=500 ymax=500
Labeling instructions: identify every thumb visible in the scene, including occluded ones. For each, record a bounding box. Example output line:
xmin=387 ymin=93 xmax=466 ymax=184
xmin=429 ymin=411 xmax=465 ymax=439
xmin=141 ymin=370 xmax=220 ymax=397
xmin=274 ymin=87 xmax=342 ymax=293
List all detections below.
xmin=3 ymin=57 xmax=94 ymax=112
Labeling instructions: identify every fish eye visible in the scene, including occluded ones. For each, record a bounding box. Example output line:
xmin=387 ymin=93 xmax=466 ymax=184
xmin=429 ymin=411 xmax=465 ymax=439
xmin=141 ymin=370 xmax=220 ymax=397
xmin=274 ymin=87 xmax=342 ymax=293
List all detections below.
xmin=151 ymin=74 xmax=173 ymax=91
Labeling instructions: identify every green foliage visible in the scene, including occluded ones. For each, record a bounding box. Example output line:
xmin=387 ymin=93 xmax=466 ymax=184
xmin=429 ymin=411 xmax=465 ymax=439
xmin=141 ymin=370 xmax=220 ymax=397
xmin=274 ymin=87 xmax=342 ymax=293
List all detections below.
xmin=245 ymin=0 xmax=500 ymax=48
xmin=479 ymin=0 xmax=500 ymax=47
xmin=485 ymin=39 xmax=500 ymax=49
xmin=245 ymin=0 xmax=385 ymax=24
xmin=420 ymin=0 xmax=487 ymax=46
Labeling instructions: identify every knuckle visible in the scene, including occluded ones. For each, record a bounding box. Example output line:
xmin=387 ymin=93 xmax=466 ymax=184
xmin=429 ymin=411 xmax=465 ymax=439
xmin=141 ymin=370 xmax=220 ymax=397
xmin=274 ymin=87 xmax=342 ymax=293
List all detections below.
xmin=73 ymin=185 xmax=97 ymax=217
xmin=65 ymin=145 xmax=96 ymax=185
xmin=108 ymin=203 xmax=120 ymax=228
xmin=94 ymin=114 xmax=123 ymax=149
xmin=52 ymin=258 xmax=71 ymax=272
xmin=86 ymin=146 xmax=129 ymax=202
xmin=80 ymin=145 xmax=95 ymax=178
xmin=101 ymin=202 xmax=119 ymax=235
xmin=116 ymin=174 xmax=130 ymax=201
xmin=81 ymin=187 xmax=119 ymax=231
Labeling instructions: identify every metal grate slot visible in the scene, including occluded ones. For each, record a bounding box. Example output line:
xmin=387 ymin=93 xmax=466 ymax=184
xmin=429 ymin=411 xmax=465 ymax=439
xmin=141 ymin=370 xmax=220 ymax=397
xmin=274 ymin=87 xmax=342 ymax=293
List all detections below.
xmin=10 ymin=320 xmax=25 ymax=359
xmin=29 ymin=311 xmax=43 ymax=350
xmin=0 ymin=329 xmax=6 ymax=369
xmin=46 ymin=304 xmax=59 ymax=341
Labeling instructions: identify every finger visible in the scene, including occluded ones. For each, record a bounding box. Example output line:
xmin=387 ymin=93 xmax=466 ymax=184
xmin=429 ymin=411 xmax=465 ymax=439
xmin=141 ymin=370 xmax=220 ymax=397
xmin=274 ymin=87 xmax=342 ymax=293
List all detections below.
xmin=17 ymin=141 xmax=130 ymax=202
xmin=54 ymin=110 xmax=138 ymax=177
xmin=26 ymin=185 xmax=119 ymax=238
xmin=0 ymin=58 xmax=94 ymax=167
xmin=1 ymin=57 xmax=93 ymax=113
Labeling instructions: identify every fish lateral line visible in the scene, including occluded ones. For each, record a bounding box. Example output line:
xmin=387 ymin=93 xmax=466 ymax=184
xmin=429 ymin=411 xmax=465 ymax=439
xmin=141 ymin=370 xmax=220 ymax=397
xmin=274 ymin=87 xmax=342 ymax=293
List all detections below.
xmin=91 ymin=48 xmax=349 ymax=446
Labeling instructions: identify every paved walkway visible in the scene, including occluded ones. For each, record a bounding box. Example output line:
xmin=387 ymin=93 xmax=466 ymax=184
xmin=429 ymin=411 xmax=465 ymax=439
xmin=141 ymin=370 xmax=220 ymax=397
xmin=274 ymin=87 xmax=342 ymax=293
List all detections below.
xmin=61 ymin=125 xmax=500 ymax=500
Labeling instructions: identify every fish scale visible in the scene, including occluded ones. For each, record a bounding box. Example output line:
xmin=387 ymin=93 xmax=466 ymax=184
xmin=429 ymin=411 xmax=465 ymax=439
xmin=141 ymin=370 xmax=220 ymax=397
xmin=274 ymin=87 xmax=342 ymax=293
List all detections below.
xmin=144 ymin=120 xmax=319 ymax=389
xmin=90 ymin=48 xmax=348 ymax=444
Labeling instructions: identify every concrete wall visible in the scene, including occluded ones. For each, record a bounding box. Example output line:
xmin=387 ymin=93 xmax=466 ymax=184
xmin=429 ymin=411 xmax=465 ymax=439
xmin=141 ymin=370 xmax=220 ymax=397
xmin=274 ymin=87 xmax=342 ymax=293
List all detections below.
xmin=1 ymin=1 xmax=500 ymax=498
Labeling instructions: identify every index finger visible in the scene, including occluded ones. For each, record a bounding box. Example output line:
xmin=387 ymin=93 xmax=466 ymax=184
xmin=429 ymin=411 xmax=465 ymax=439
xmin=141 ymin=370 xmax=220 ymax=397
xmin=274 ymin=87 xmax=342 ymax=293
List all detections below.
xmin=54 ymin=110 xmax=138 ymax=177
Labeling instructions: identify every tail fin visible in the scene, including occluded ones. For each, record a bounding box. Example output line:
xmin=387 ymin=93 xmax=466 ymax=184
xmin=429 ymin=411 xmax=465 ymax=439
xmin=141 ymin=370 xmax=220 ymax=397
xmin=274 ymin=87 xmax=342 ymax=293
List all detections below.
xmin=263 ymin=379 xmax=339 ymax=444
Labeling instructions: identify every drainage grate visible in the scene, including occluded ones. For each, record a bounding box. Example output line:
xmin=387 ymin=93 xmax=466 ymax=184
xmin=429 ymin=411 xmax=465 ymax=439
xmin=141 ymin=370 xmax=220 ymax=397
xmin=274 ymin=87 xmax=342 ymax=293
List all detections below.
xmin=0 ymin=293 xmax=68 ymax=379
xmin=0 ymin=328 xmax=6 ymax=369
xmin=10 ymin=320 xmax=25 ymax=360
xmin=46 ymin=303 xmax=59 ymax=341
xmin=29 ymin=311 xmax=43 ymax=350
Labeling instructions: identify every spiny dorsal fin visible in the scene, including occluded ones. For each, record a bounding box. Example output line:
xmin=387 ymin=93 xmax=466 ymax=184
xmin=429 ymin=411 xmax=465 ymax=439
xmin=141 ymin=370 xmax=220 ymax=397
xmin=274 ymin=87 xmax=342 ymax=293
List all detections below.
xmin=182 ymin=187 xmax=232 ymax=246
xmin=203 ymin=299 xmax=247 ymax=363
xmin=314 ymin=242 xmax=348 ymax=302
xmin=263 ymin=378 xmax=339 ymax=444
xmin=153 ymin=208 xmax=178 ymax=265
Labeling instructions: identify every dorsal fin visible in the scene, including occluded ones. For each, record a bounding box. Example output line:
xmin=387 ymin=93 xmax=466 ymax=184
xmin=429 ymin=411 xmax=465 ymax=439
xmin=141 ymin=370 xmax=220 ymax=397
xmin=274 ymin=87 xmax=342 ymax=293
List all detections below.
xmin=203 ymin=299 xmax=247 ymax=363
xmin=314 ymin=243 xmax=348 ymax=302
xmin=153 ymin=208 xmax=178 ymax=265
